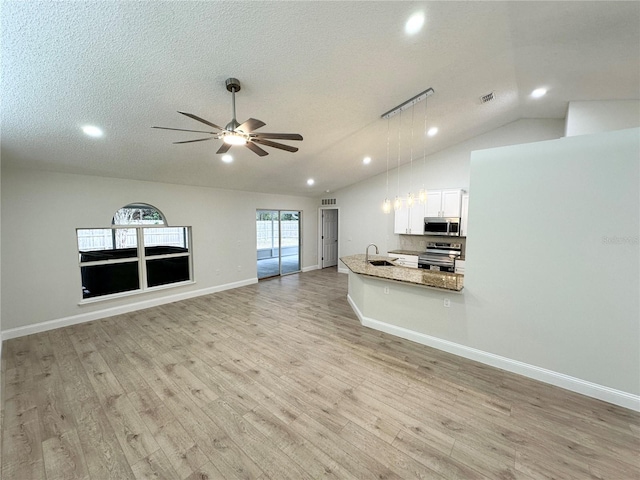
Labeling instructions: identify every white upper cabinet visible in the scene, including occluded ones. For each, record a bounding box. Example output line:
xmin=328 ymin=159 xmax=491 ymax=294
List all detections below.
xmin=393 ymin=202 xmax=410 ymax=234
xmin=395 ymin=189 xmax=466 ymax=234
xmin=425 ymin=191 xmax=442 ymax=217
xmin=425 ymin=189 xmax=463 ymax=218
xmin=393 ymin=199 xmax=425 ymax=235
xmin=408 ymin=201 xmax=425 ymax=234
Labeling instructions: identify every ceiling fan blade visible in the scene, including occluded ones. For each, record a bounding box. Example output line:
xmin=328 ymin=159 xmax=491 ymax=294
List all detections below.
xmin=178 ymin=111 xmax=224 ymax=130
xmin=236 ymin=118 xmax=266 ymax=133
xmin=245 ymin=142 xmax=269 ymax=157
xmin=153 ymin=126 xmax=217 ymax=134
xmin=252 ymin=138 xmax=299 ymax=153
xmin=173 ymin=137 xmax=214 ymax=144
xmin=252 ymin=132 xmax=303 ymax=141
xmin=216 ymin=143 xmax=232 ymax=154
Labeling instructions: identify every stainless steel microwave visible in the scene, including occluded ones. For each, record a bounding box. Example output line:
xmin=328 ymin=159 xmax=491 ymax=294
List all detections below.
xmin=424 ymin=217 xmax=461 ymax=236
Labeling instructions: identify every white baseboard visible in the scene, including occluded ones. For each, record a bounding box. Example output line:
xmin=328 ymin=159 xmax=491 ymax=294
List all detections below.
xmin=302 ymin=265 xmax=319 ymax=272
xmin=338 ymin=267 xmax=349 ymax=274
xmin=1 ymin=278 xmax=258 ymax=341
xmin=347 ymin=294 xmax=640 ymax=412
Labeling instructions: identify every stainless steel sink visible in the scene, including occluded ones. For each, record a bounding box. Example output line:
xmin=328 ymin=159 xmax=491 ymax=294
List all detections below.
xmin=368 ymin=260 xmax=395 ymax=266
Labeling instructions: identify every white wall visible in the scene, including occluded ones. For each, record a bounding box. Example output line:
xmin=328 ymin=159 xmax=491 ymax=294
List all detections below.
xmin=566 ymin=100 xmax=640 ymax=136
xmin=1 ymin=169 xmax=319 ymax=333
xmin=334 ymin=119 xmax=565 ymax=260
xmin=464 ymin=126 xmax=639 ymax=395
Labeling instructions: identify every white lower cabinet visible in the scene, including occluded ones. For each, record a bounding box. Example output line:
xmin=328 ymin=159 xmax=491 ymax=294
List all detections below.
xmin=389 ymin=253 xmax=418 ymax=268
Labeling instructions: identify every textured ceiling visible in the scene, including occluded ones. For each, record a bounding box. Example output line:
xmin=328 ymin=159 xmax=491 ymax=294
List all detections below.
xmin=2 ymin=1 xmax=639 ymax=196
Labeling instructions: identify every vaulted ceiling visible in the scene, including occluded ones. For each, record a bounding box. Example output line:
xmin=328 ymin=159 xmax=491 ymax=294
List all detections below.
xmin=2 ymin=1 xmax=639 ymax=196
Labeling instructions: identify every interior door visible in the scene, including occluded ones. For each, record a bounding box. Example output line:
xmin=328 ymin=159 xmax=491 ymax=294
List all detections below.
xmin=322 ymin=209 xmax=338 ymax=268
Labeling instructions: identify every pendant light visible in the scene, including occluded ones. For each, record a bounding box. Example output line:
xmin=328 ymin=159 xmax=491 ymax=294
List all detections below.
xmin=394 ymin=111 xmax=402 ymax=211
xmin=379 ymin=87 xmax=434 ymax=211
xmin=406 ymin=104 xmax=416 ymax=207
xmin=419 ymin=96 xmax=428 ymax=203
xmin=382 ymin=117 xmax=391 ymax=214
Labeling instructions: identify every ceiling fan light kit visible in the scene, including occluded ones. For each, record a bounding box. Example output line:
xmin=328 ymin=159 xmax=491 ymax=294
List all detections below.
xmin=153 ymin=78 xmax=302 ymax=157
xmin=222 ymin=133 xmax=248 ymax=146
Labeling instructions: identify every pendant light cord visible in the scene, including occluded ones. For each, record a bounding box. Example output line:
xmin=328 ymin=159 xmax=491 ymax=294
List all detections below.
xmin=386 ymin=117 xmax=390 ymax=198
xmin=397 ymin=111 xmax=402 ymax=198
xmin=423 ymin=97 xmax=427 ymax=192
xmin=410 ymin=104 xmax=414 ymax=196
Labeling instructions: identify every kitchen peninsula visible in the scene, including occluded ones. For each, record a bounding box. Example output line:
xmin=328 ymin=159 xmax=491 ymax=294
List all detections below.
xmin=340 ymin=254 xmax=465 ymax=354
xmin=340 ymin=254 xmax=463 ymax=291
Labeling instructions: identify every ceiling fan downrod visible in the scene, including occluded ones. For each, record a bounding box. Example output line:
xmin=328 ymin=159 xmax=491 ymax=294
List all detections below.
xmin=225 ymin=78 xmax=242 ymax=131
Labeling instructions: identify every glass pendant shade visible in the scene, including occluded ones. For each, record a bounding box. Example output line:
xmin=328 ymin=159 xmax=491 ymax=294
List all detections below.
xmin=393 ymin=196 xmax=402 ymax=211
xmin=407 ymin=193 xmax=415 ymax=207
xmin=382 ymin=198 xmax=391 ymax=214
xmin=418 ymin=189 xmax=427 ymax=203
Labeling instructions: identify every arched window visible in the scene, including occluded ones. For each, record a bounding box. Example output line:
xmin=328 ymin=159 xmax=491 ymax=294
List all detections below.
xmin=112 ymin=203 xmax=167 ymax=226
xmin=76 ymin=203 xmax=192 ymax=301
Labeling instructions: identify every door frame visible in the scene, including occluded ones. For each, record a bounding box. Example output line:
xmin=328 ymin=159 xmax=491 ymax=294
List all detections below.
xmin=317 ymin=207 xmax=340 ymax=270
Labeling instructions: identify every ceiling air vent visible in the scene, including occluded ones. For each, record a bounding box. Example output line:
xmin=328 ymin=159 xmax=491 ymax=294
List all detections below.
xmin=480 ymin=91 xmax=495 ymax=104
xmin=321 ymin=198 xmax=336 ymax=206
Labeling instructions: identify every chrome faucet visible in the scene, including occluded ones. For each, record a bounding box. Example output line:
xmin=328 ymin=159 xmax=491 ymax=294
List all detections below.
xmin=365 ymin=243 xmax=379 ymax=263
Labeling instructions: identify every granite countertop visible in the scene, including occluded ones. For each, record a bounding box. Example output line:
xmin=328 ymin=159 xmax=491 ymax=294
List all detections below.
xmin=387 ymin=249 xmax=423 ymax=256
xmin=340 ymin=254 xmax=464 ymax=292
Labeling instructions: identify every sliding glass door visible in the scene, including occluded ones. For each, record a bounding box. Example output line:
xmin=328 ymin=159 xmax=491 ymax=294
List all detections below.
xmin=256 ymin=210 xmax=300 ymax=279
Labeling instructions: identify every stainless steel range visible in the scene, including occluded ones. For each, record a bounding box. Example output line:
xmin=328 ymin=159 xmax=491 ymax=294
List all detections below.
xmin=418 ymin=241 xmax=462 ymax=273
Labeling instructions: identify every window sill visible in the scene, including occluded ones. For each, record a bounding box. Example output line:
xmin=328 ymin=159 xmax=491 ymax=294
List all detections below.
xmin=78 ymin=280 xmax=196 ymax=305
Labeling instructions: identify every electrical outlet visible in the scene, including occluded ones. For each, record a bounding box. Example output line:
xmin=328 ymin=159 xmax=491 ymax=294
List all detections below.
xmin=443 ymin=298 xmax=451 ymax=308
xmin=384 ymin=287 xmax=390 ymax=294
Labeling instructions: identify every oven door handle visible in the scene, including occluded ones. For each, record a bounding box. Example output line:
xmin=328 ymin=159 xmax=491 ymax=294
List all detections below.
xmin=419 ymin=260 xmax=454 ymax=267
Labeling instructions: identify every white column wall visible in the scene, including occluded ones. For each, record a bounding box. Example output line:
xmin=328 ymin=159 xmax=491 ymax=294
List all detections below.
xmin=465 ymin=127 xmax=639 ymax=395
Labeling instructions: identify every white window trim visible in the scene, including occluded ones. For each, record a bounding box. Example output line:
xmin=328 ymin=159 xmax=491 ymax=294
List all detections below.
xmin=78 ymin=279 xmax=196 ymax=305
xmin=78 ymin=225 xmax=193 ymax=303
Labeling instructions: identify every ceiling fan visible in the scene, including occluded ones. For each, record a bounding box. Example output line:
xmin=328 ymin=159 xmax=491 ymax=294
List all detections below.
xmin=153 ymin=78 xmax=303 ymax=157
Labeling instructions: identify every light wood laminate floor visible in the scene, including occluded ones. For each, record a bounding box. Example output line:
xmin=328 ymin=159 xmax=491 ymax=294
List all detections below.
xmin=1 ymin=268 xmax=639 ymax=479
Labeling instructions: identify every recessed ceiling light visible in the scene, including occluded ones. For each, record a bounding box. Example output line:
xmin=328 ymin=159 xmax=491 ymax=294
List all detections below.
xmin=307 ymin=179 xmax=315 ymax=186
xmin=531 ymin=87 xmax=547 ymax=98
xmin=81 ymin=125 xmax=103 ymax=138
xmin=427 ymin=127 xmax=438 ymax=137
xmin=221 ymin=154 xmax=233 ymax=163
xmin=363 ymin=156 xmax=372 ymax=165
xmin=405 ymin=12 xmax=425 ymax=35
